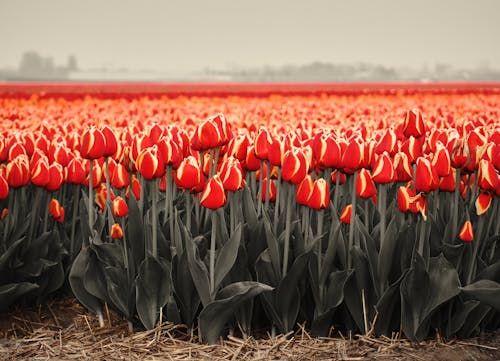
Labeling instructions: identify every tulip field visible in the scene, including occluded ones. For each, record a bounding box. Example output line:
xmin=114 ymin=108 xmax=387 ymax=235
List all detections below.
xmin=1 ymin=83 xmax=500 ymax=346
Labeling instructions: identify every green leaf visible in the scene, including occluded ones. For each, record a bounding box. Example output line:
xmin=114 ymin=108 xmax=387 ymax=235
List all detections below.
xmin=172 ymin=252 xmax=200 ymax=326
xmin=262 ymin=213 xmax=281 ymax=281
xmin=445 ymin=299 xmax=480 ymax=337
xmin=400 ymin=254 xmax=461 ymax=341
xmin=460 ymin=280 xmax=500 ymax=311
xmin=214 ymin=223 xmax=242 ymax=292
xmin=377 ymin=217 xmax=398 ymax=289
xmin=198 ymin=281 xmax=273 ymax=344
xmin=0 ymin=282 xmax=39 ymax=312
xmin=69 ymin=248 xmax=103 ymax=315
xmin=186 ymin=235 xmax=211 ymax=307
xmin=242 ymin=185 xmax=258 ymax=230
xmin=475 ymin=259 xmax=500 ymax=283
xmin=0 ymin=237 xmax=25 ymax=272
xmin=135 ymin=255 xmax=171 ymax=330
xmin=374 ymin=272 xmax=406 ymax=336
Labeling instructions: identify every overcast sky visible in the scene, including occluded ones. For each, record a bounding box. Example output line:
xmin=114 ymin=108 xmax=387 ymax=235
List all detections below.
xmin=1 ymin=0 xmax=499 ymax=72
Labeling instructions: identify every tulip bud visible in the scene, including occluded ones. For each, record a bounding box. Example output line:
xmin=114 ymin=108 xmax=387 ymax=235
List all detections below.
xmin=80 ymin=126 xmax=106 ymax=160
xmin=371 ymin=152 xmax=395 ymax=184
xmin=48 ymin=142 xmax=70 ymax=167
xmin=157 ymin=136 xmax=182 ymax=169
xmin=432 ymin=143 xmax=451 ymax=177
xmin=340 ymin=204 xmax=352 ymax=224
xmin=136 ymin=145 xmax=165 ymax=180
xmin=403 ymin=108 xmax=426 ymax=138
xmin=397 ymin=185 xmax=414 ymax=213
xmin=477 ymin=159 xmax=499 ymax=192
xmin=459 ymin=220 xmax=474 ymax=242
xmin=393 ymin=152 xmax=413 ymax=182
xmin=8 ymin=143 xmax=27 ymax=161
xmin=330 ymin=169 xmax=347 ymax=185
xmin=48 ymin=198 xmax=65 ymax=223
xmin=31 ymin=156 xmax=50 ymax=187
xmin=342 ymin=137 xmax=364 ymax=173
xmin=112 ymin=196 xmax=129 ymax=217
xmin=130 ymin=134 xmax=154 ymax=163
xmin=475 ymin=191 xmax=492 ymax=216
xmin=111 ymin=223 xmax=123 ymax=239
xmin=6 ymin=155 xmax=30 ymax=188
xmin=226 ymin=134 xmax=249 ymax=162
xmin=244 ymin=145 xmax=261 ymax=171
xmin=101 ymin=124 xmax=118 ymax=158
xmin=175 ymin=155 xmax=202 ymax=190
xmin=313 ymin=133 xmax=342 ymax=169
xmin=439 ymin=169 xmax=458 ymax=192
xmin=45 ymin=163 xmax=65 ymax=192
xmin=191 ymin=116 xmax=224 ymax=151
xmin=356 ymin=169 xmax=377 ymax=199
xmin=374 ymin=128 xmax=397 ymax=155
xmin=415 ymin=157 xmax=439 ymax=193
xmin=219 ymin=157 xmax=244 ymax=192
xmin=67 ymin=157 xmax=87 ymax=185
xmin=200 ymin=175 xmax=227 ymax=209
xmin=296 ymin=174 xmax=314 ymax=206
xmin=281 ymin=148 xmax=307 ymax=184
xmin=111 ymin=163 xmax=130 ymax=189
xmin=0 ymin=174 xmax=8 ymax=199
xmin=254 ymin=127 xmax=273 ymax=160
xmin=308 ymin=178 xmax=330 ymax=210
xmin=126 ymin=174 xmax=141 ymax=200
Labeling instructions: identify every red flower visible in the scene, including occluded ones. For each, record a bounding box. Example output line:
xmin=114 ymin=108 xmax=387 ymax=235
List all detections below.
xmin=432 ymin=143 xmax=451 ymax=177
xmin=415 ymin=157 xmax=439 ymax=193
xmin=101 ymin=124 xmax=118 ymax=158
xmin=477 ymin=159 xmax=499 ymax=192
xmin=45 ymin=163 xmax=65 ymax=192
xmin=342 ymin=137 xmax=364 ymax=173
xmin=48 ymin=198 xmax=65 ymax=223
xmin=6 ymin=155 xmax=30 ymax=188
xmin=439 ymin=169 xmax=457 ymax=192
xmin=254 ymin=127 xmax=274 ymax=160
xmin=157 ymin=136 xmax=182 ymax=169
xmin=340 ymin=204 xmax=352 ymax=224
xmin=393 ymin=152 xmax=413 ymax=182
xmin=83 ymin=160 xmax=103 ymax=188
xmin=126 ymin=174 xmax=141 ymax=200
xmin=371 ymin=152 xmax=395 ymax=184
xmin=8 ymin=143 xmax=27 ymax=161
xmin=313 ymin=133 xmax=342 ymax=169
xmin=296 ymin=174 xmax=314 ymax=206
xmin=80 ymin=126 xmax=106 ymax=160
xmin=112 ymin=196 xmax=129 ymax=217
xmin=31 ymin=156 xmax=50 ymax=187
xmin=136 ymin=145 xmax=165 ymax=180
xmin=219 ymin=157 xmax=244 ymax=192
xmin=356 ymin=169 xmax=377 ymax=199
xmin=449 ymin=138 xmax=469 ymax=169
xmin=269 ymin=136 xmax=286 ymax=167
xmin=476 ymin=191 xmax=493 ymax=216
xmin=0 ymin=174 xmax=8 ymax=199
xmin=67 ymin=157 xmax=86 ymax=185
xmin=130 ymin=134 xmax=154 ymax=163
xmin=374 ymin=128 xmax=397 ymax=155
xmin=459 ymin=221 xmax=474 ymax=242
xmin=400 ymin=136 xmax=423 ymax=164
xmin=200 ymin=175 xmax=227 ymax=209
xmin=111 ymin=163 xmax=130 ymax=189
xmin=258 ymin=177 xmax=277 ymax=202
xmin=330 ymin=169 xmax=347 ymax=185
xmin=111 ymin=223 xmax=123 ymax=239
xmin=244 ymin=145 xmax=261 ymax=171
xmin=191 ymin=114 xmax=228 ymax=151
xmin=175 ymin=155 xmax=202 ymax=190
xmin=281 ymin=148 xmax=307 ymax=184
xmin=308 ymin=178 xmax=330 ymax=210
xmin=397 ymin=185 xmax=414 ymax=213
xmin=227 ymin=134 xmax=249 ymax=162
xmin=48 ymin=142 xmax=70 ymax=167
xmin=403 ymin=108 xmax=426 ymax=138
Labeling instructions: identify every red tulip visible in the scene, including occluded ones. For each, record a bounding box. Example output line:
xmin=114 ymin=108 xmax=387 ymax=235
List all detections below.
xmin=397 ymin=185 xmax=414 ymax=213
xmin=219 ymin=157 xmax=244 ymax=192
xmin=67 ymin=157 xmax=87 ymax=184
xmin=45 ymin=163 xmax=65 ymax=192
xmin=191 ymin=114 xmax=228 ymax=151
xmin=356 ymin=169 xmax=377 ymax=199
xmin=130 ymin=134 xmax=154 ymax=163
xmin=393 ymin=152 xmax=413 ymax=182
xmin=111 ymin=223 xmax=123 ymax=239
xmin=371 ymin=152 xmax=395 ymax=184
xmin=269 ymin=136 xmax=286 ymax=167
xmin=459 ymin=221 xmax=474 ymax=242
xmin=400 ymin=136 xmax=423 ymax=164
xmin=439 ymin=169 xmax=458 ymax=192
xmin=415 ymin=157 xmax=439 ymax=193
xmin=111 ymin=163 xmax=130 ymax=189
xmin=476 ymin=191 xmax=493 ymax=216
xmin=308 ymin=178 xmax=330 ymax=210
xmin=0 ymin=136 xmax=8 ymax=162
xmin=112 ymin=196 xmax=129 ymax=217
xmin=48 ymin=198 xmax=65 ymax=223
xmin=340 ymin=204 xmax=352 ymax=224
xmin=48 ymin=142 xmax=70 ymax=167
xmin=449 ymin=138 xmax=470 ymax=169
xmin=227 ymin=134 xmax=249 ymax=162
xmin=209 ymin=113 xmax=232 ymax=146
xmin=477 ymin=159 xmax=499 ymax=192
xmin=409 ymin=193 xmax=427 ymax=220
xmin=136 ymin=145 xmax=165 ymax=180
xmin=281 ymin=148 xmax=307 ymax=184
xmin=148 ymin=123 xmax=164 ymax=144
xmin=403 ymin=108 xmax=426 ymax=138
xmin=244 ymin=145 xmax=261 ymax=171
xmin=313 ymin=133 xmax=342 ymax=168
xmin=8 ymin=143 xmax=27 ymax=161
xmin=157 ymin=136 xmax=182 ymax=169
xmin=254 ymin=127 xmax=273 ymax=160
xmin=83 ymin=160 xmax=103 ymax=188
xmin=0 ymin=174 xmax=8 ymax=199
xmin=200 ymin=175 xmax=227 ymax=209
xmin=126 ymin=174 xmax=141 ymax=200
xmin=296 ymin=174 xmax=314 ymax=206
xmin=374 ymin=128 xmax=397 ymax=155
xmin=342 ymin=137 xmax=364 ymax=173
xmin=1 ymin=208 xmax=7 ymax=219
xmin=6 ymin=155 xmax=30 ymax=188
xmin=101 ymin=124 xmax=118 ymax=157
xmin=80 ymin=126 xmax=106 ymax=160
xmin=175 ymin=155 xmax=202 ymax=190
xmin=31 ymin=156 xmax=50 ymax=187
xmin=330 ymin=169 xmax=347 ymax=185
xmin=258 ymin=178 xmax=277 ymax=202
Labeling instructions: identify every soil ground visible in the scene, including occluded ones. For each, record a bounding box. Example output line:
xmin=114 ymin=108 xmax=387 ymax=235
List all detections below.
xmin=0 ymin=298 xmax=499 ymax=360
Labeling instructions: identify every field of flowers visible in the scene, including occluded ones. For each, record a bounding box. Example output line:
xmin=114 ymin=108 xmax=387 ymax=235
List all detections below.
xmin=0 ymin=83 xmax=499 ymax=344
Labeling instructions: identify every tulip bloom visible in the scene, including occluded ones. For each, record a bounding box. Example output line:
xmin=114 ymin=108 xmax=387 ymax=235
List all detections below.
xmin=393 ymin=152 xmax=413 ymax=182
xmin=476 ymin=191 xmax=493 ymax=216
xmin=281 ymin=148 xmax=308 ymax=184
xmin=403 ymin=108 xmax=426 ymax=138
xmin=340 ymin=204 xmax=352 ymax=224
xmin=477 ymin=159 xmax=499 ymax=192
xmin=308 ymin=178 xmax=330 ymax=210
xmin=296 ymin=174 xmax=314 ymax=206
xmin=30 ymin=156 xmax=50 ymax=187
xmin=175 ymin=155 xmax=202 ymax=190
xmin=226 ymin=134 xmax=249 ymax=162
xmin=432 ymin=143 xmax=451 ymax=177
xmin=112 ymin=196 xmax=129 ymax=217
xmin=80 ymin=126 xmax=106 ymax=160
xmin=254 ymin=127 xmax=274 ymax=161
xmin=45 ymin=162 xmax=65 ymax=192
xmin=356 ymin=169 xmax=377 ymax=199
xmin=48 ymin=198 xmax=65 ymax=223
xmin=101 ymin=125 xmax=118 ymax=158
xmin=6 ymin=155 xmax=30 ymax=188
xmin=415 ymin=157 xmax=439 ymax=193
xmin=67 ymin=157 xmax=87 ymax=184
xmin=342 ymin=137 xmax=364 ymax=172
xmin=459 ymin=221 xmax=474 ymax=242
xmin=313 ymin=133 xmax=342 ymax=169
xmin=110 ymin=163 xmax=130 ymax=189
xmin=200 ymin=175 xmax=227 ymax=209
xmin=371 ymin=152 xmax=395 ymax=184
xmin=219 ymin=157 xmax=244 ymax=192
xmin=136 ymin=145 xmax=165 ymax=180
xmin=111 ymin=223 xmax=124 ymax=239
xmin=374 ymin=128 xmax=397 ymax=156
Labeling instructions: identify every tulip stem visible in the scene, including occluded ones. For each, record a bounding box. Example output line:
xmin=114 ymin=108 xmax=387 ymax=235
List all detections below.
xmin=417 ymin=216 xmax=426 ymax=258
xmin=152 ymin=178 xmax=159 ymax=259
xmin=282 ymin=183 xmax=293 ymax=277
xmin=29 ymin=187 xmax=42 ymax=242
xmin=229 ymin=192 xmax=235 ymax=234
xmin=265 ymin=160 xmax=271 ymax=212
xmin=70 ymin=185 xmax=80 ymax=260
xmin=209 ymin=210 xmax=217 ymax=298
xmin=302 ymin=206 xmax=310 ymax=242
xmin=88 ymin=160 xmax=94 ymax=239
xmin=348 ymin=171 xmax=358 ymax=268
xmin=273 ymin=168 xmax=282 ymax=235
xmin=257 ymin=161 xmax=264 ymax=217
xmin=332 ymin=170 xmax=340 ymax=216
xmin=378 ymin=184 xmax=387 ymax=251
xmin=186 ymin=191 xmax=192 ymax=234
xmin=317 ymin=209 xmax=324 ymax=278
xmin=451 ymin=168 xmax=460 ymax=242
xmin=121 ymin=217 xmax=131 ymax=282
xmin=167 ymin=166 xmax=175 ymax=252
xmin=467 ymin=216 xmax=485 ymax=284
